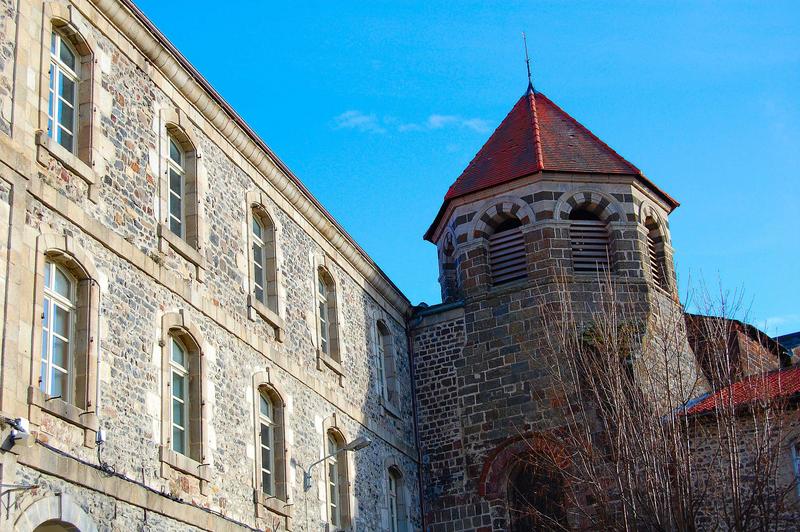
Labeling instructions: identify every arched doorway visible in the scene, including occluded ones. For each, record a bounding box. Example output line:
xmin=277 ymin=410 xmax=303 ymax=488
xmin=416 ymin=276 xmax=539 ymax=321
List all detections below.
xmin=507 ymin=458 xmax=566 ymax=531
xmin=33 ymin=521 xmax=80 ymax=532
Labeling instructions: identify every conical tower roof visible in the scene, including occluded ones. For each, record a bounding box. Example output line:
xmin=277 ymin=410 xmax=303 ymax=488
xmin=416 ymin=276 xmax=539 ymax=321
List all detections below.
xmin=426 ymin=87 xmax=678 ymax=240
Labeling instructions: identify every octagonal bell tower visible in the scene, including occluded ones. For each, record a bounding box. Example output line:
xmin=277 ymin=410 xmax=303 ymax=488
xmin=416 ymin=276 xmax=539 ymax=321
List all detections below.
xmin=412 ymin=83 xmax=706 ymax=531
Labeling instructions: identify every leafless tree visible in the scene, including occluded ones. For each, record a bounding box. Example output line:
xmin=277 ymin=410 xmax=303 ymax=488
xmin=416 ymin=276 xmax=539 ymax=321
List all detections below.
xmin=507 ymin=275 xmax=797 ymax=531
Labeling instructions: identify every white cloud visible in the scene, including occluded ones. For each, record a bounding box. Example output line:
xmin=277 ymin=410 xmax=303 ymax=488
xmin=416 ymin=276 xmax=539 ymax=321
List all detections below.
xmin=760 ymin=314 xmax=800 ymax=334
xmin=334 ymin=111 xmax=489 ymax=135
xmin=333 ymin=110 xmax=386 ymax=134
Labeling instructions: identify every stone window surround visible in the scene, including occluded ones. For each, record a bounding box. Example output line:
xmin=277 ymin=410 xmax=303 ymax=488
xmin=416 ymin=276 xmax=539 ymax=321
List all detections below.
xmin=252 ymin=370 xmax=294 ymax=526
xmin=640 ymin=202 xmax=674 ymax=294
xmin=321 ymin=413 xmax=354 ymax=531
xmin=159 ymin=310 xmax=211 ymax=494
xmin=12 ymin=493 xmax=99 ymax=532
xmin=373 ymin=311 xmax=401 ymax=418
xmin=157 ymin=107 xmax=207 ymax=282
xmin=37 ymin=2 xmax=103 ymax=203
xmin=384 ymin=460 xmax=411 ymax=532
xmin=246 ymin=190 xmax=285 ymax=341
xmin=28 ymin=231 xmax=101 ymax=449
xmin=313 ymin=255 xmax=344 ymax=382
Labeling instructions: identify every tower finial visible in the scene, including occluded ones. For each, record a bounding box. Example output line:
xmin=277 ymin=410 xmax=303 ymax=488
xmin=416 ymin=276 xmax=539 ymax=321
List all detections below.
xmin=522 ymin=32 xmax=533 ymax=92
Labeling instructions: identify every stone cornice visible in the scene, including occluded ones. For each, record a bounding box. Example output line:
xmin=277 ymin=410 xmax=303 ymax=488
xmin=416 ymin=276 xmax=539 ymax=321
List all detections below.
xmin=92 ymin=0 xmax=410 ymax=314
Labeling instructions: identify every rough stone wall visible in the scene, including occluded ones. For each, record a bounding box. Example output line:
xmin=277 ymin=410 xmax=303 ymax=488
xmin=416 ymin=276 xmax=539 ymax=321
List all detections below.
xmin=416 ymin=177 xmax=703 ymax=531
xmin=0 ymin=0 xmax=14 ymax=136
xmin=0 ymin=1 xmax=419 ymax=530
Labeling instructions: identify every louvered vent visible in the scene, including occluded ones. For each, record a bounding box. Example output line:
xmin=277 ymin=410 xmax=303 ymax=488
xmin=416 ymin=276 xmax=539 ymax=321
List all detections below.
xmin=489 ymin=225 xmax=527 ymax=285
xmin=570 ymin=219 xmax=610 ymax=274
xmin=647 ymin=235 xmax=667 ymax=291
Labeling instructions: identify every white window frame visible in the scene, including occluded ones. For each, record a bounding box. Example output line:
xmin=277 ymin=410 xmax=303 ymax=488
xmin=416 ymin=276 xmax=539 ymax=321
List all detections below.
xmin=318 ymin=275 xmax=331 ymax=356
xmin=376 ymin=321 xmax=388 ymax=402
xmin=170 ymin=337 xmax=189 ymax=456
xmin=252 ymin=215 xmax=267 ymax=306
xmin=259 ymin=391 xmax=276 ymax=496
xmin=41 ymin=260 xmax=76 ymax=403
xmin=389 ymin=470 xmax=399 ymax=532
xmin=167 ymin=136 xmax=186 ymax=239
xmin=327 ymin=434 xmax=341 ymax=527
xmin=47 ymin=30 xmax=80 ymax=153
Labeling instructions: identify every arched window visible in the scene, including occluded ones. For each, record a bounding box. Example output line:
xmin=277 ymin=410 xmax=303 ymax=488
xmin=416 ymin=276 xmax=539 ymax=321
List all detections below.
xmin=161 ymin=316 xmax=206 ymax=466
xmin=169 ymin=336 xmax=189 ymax=455
xmin=507 ymin=459 xmax=566 ymax=531
xmin=251 ymin=209 xmax=278 ymax=313
xmin=326 ymin=431 xmax=345 ymax=528
xmin=569 ymin=209 xmax=610 ymax=274
xmin=488 ymin=218 xmax=526 ymax=285
xmin=388 ymin=467 xmax=408 ymax=532
xmin=47 ymin=30 xmax=79 ymax=153
xmin=41 ymin=260 xmax=76 ymax=402
xmin=167 ymin=135 xmax=186 ymax=238
xmin=645 ymin=218 xmax=668 ymax=291
xmin=258 ymin=390 xmax=276 ymax=495
xmin=317 ymin=268 xmax=340 ymax=362
xmin=375 ymin=320 xmax=398 ymax=409
xmin=37 ymin=250 xmax=99 ymax=413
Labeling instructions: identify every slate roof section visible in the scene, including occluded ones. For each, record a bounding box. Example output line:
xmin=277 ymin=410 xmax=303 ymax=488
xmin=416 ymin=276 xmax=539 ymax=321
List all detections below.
xmin=683 ymin=366 xmax=800 ymax=416
xmin=425 ymin=87 xmax=679 ymax=241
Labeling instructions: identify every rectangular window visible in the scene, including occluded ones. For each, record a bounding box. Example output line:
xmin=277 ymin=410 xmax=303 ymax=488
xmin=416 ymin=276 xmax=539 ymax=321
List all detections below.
xmin=327 ymin=436 xmax=340 ymax=527
xmin=318 ymin=278 xmax=330 ymax=355
xmin=259 ymin=393 xmax=275 ymax=496
xmin=252 ymin=218 xmax=266 ymax=304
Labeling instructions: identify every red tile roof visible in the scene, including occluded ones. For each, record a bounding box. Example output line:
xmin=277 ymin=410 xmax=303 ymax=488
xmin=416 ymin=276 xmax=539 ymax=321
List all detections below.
xmin=425 ymin=87 xmax=679 ymax=241
xmin=444 ymin=89 xmax=640 ymax=201
xmin=683 ymin=366 xmax=800 ymax=416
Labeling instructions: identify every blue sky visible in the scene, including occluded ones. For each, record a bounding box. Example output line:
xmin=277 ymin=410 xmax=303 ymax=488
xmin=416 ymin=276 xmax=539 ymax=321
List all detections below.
xmin=135 ymin=1 xmax=800 ymax=335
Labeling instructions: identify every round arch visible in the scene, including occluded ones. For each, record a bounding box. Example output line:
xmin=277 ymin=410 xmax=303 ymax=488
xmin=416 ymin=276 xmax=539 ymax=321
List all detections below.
xmin=554 ymin=189 xmax=625 ymax=223
xmin=14 ymin=494 xmax=98 ymax=532
xmin=470 ymin=196 xmax=535 ymax=240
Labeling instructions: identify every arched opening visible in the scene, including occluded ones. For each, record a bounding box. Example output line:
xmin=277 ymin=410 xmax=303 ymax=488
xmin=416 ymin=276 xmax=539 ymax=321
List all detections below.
xmin=388 ymin=466 xmax=409 ymax=532
xmin=507 ymin=458 xmax=567 ymax=531
xmin=488 ymin=217 xmax=526 ymax=285
xmin=325 ymin=429 xmax=350 ymax=528
xmin=34 ymin=521 xmax=79 ymax=532
xmin=569 ymin=208 xmax=611 ymax=274
xmin=644 ymin=217 xmax=668 ymax=291
xmin=165 ymin=326 xmax=203 ymax=462
xmin=164 ymin=125 xmax=199 ymax=248
xmin=317 ymin=267 xmax=340 ymax=361
xmin=256 ymin=384 xmax=286 ymax=500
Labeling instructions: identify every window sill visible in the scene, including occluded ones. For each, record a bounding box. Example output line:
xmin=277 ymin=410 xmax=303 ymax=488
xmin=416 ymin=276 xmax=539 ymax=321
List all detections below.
xmin=248 ymin=295 xmax=285 ymax=342
xmin=254 ymin=489 xmax=293 ymax=522
xmin=381 ymin=397 xmax=401 ymax=419
xmin=159 ymin=445 xmax=211 ymax=494
xmin=158 ymin=223 xmax=206 ymax=282
xmin=35 ymin=130 xmax=98 ymax=202
xmin=317 ymin=349 xmax=344 ymax=382
xmin=28 ymin=386 xmax=99 ymax=448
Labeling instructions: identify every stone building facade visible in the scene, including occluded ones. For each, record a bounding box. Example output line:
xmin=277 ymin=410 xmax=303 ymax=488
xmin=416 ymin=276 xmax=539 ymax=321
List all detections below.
xmin=0 ymin=0 xmax=419 ymax=530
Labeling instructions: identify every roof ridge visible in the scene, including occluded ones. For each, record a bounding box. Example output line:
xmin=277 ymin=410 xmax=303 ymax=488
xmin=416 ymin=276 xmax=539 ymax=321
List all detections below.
xmin=527 ymin=90 xmax=544 ymax=172
xmin=535 ymin=92 xmax=641 ymax=175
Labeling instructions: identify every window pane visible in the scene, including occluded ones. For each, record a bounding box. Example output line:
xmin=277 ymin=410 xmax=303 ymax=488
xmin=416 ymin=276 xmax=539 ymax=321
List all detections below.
xmin=40 ymin=360 xmax=48 ymax=393
xmin=169 ymin=168 xmax=182 ymax=195
xmin=259 ymin=394 xmax=271 ymax=417
xmin=169 ymin=138 xmax=182 ymax=165
xmin=52 ymin=336 xmax=69 ymax=368
xmin=59 ymin=100 xmax=75 ymax=133
xmin=60 ymin=74 xmax=76 ymax=105
xmin=254 ymin=286 xmax=264 ymax=304
xmin=261 ymin=442 xmax=272 ymax=472
xmin=252 ymin=218 xmax=263 ymax=239
xmin=57 ymin=129 xmax=74 ymax=152
xmin=171 ymin=338 xmax=185 ymax=366
xmin=59 ymin=39 xmax=76 ymax=71
xmin=44 ymin=261 xmax=53 ymax=288
xmin=169 ymin=214 xmax=182 ymax=237
xmin=172 ymin=426 xmax=185 ymax=454
xmin=253 ymin=243 xmax=264 ymax=266
xmin=42 ymin=297 xmax=50 ymax=328
xmin=54 ymin=305 xmax=70 ymax=338
xmin=172 ymin=371 xmax=185 ymax=398
xmin=172 ymin=398 xmax=185 ymax=427
xmin=54 ymin=266 xmax=72 ymax=298
xmin=318 ymin=277 xmax=325 ymax=296
xmin=51 ymin=368 xmax=66 ymax=397
xmin=262 ymin=471 xmax=272 ymax=495
xmin=51 ymin=31 xmax=56 ymax=54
